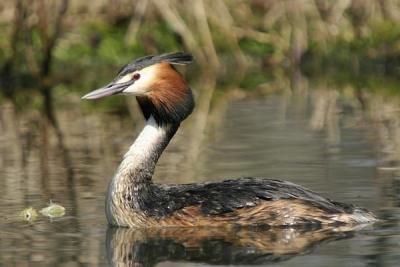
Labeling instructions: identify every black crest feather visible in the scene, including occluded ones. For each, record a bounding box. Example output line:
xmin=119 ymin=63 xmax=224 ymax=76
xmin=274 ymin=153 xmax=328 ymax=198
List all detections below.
xmin=117 ymin=52 xmax=193 ymax=77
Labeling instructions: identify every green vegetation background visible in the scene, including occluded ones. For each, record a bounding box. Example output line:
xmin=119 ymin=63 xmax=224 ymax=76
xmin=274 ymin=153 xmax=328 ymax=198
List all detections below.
xmin=1 ymin=0 xmax=400 ymax=112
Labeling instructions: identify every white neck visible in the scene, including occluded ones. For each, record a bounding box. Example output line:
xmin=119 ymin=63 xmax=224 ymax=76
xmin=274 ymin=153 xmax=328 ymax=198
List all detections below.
xmin=106 ymin=116 xmax=178 ymax=226
xmin=118 ymin=116 xmax=170 ymax=183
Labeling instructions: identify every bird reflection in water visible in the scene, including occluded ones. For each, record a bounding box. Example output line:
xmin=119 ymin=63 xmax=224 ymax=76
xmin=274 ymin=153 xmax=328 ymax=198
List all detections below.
xmin=106 ymin=225 xmax=358 ymax=266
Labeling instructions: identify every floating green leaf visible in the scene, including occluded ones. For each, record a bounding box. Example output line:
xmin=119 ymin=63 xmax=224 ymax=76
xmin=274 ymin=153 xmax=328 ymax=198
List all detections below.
xmin=20 ymin=207 xmax=38 ymax=222
xmin=40 ymin=201 xmax=66 ymax=218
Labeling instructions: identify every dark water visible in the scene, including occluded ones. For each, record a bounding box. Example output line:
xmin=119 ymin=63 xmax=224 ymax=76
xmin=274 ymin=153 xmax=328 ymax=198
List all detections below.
xmin=0 ymin=76 xmax=400 ymax=266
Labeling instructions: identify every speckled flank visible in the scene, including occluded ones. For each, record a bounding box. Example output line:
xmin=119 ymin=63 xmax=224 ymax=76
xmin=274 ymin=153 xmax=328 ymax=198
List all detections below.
xmin=107 ymin=141 xmax=377 ymax=228
xmin=158 ymin=200 xmax=376 ymax=227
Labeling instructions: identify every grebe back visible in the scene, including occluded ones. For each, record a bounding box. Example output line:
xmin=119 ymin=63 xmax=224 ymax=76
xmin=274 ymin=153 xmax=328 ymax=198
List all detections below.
xmin=82 ymin=52 xmax=376 ymax=228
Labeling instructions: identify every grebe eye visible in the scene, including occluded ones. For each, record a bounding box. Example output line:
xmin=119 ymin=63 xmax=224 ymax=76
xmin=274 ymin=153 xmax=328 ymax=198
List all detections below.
xmin=133 ymin=73 xmax=141 ymax=80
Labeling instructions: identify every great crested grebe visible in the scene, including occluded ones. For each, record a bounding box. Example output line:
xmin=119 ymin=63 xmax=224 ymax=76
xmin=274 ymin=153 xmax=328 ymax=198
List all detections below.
xmin=82 ymin=52 xmax=376 ymax=228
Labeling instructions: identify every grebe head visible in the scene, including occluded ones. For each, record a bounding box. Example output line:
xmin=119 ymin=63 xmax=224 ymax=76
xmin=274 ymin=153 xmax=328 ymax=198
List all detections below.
xmin=82 ymin=52 xmax=194 ymax=125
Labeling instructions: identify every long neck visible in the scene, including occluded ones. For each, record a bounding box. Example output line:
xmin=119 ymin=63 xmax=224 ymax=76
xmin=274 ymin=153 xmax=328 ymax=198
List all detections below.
xmin=106 ymin=116 xmax=179 ymax=226
xmin=120 ymin=116 xmax=177 ymax=183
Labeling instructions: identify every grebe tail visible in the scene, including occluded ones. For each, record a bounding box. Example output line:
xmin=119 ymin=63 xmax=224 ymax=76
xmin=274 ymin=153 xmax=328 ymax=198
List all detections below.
xmin=82 ymin=52 xmax=377 ymax=228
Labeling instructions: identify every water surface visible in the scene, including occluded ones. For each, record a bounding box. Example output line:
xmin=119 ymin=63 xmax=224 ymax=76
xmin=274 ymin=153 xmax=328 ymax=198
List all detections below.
xmin=0 ymin=75 xmax=399 ymax=266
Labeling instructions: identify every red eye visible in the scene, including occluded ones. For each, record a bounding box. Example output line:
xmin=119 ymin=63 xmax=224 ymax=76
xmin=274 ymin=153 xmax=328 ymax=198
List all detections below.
xmin=133 ymin=73 xmax=141 ymax=80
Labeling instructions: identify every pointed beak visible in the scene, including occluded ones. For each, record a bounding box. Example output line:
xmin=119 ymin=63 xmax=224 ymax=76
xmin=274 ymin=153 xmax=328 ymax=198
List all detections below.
xmin=81 ymin=81 xmax=134 ymax=100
